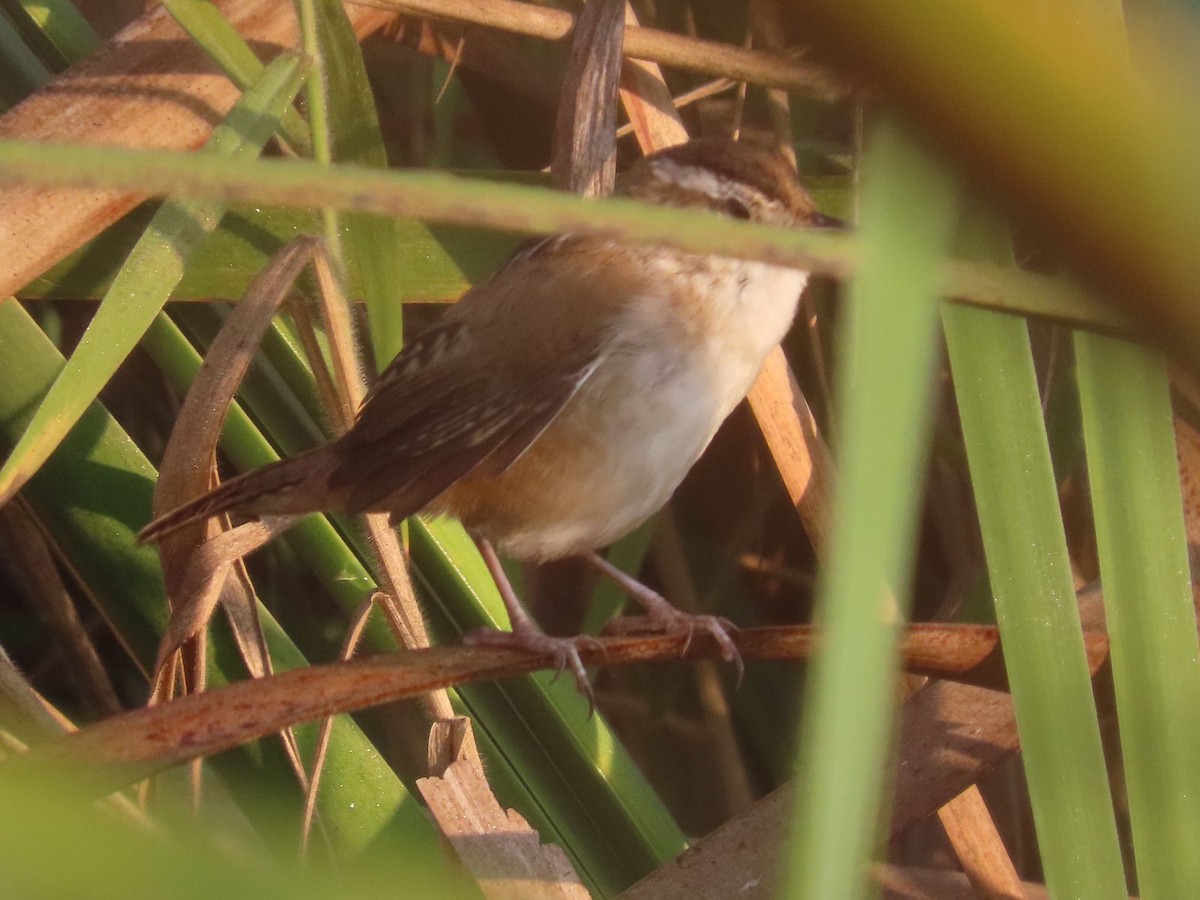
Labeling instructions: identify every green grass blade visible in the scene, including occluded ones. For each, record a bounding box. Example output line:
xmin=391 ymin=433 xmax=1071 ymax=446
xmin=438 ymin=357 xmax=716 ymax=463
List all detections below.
xmin=941 ymin=214 xmax=1126 ymax=898
xmin=8 ymin=0 xmax=98 ymax=68
xmin=1068 ymin=0 xmax=1200 ymax=891
xmin=162 ymin=0 xmax=311 ymax=154
xmin=0 ymin=141 xmax=855 ymax=281
xmin=1075 ymin=333 xmax=1200 ymax=898
xmin=0 ymin=53 xmax=308 ymax=505
xmin=784 ymin=121 xmax=960 ymax=899
xmin=0 ymin=7 xmax=50 ymax=105
xmin=303 ymin=0 xmax=414 ymax=367
xmin=22 ymin=202 xmax=1125 ymax=335
xmin=0 ymin=298 xmax=447 ymax=861
xmin=21 ymin=205 xmax=518 ymax=303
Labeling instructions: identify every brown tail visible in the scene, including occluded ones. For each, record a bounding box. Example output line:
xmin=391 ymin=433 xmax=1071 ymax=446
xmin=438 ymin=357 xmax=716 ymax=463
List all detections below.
xmin=138 ymin=447 xmax=333 ymax=544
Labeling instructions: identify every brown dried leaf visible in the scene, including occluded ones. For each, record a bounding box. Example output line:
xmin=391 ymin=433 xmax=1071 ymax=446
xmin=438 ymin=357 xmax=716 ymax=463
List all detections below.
xmin=418 ymin=718 xmax=588 ymax=899
xmin=936 ymin=786 xmax=1024 ymax=899
xmin=617 ymin=6 xmax=689 ymax=153
xmin=0 ymin=1 xmax=399 ymax=298
xmin=153 ymin=521 xmax=281 ymax=670
xmin=747 ymin=346 xmax=836 ymax=553
xmin=146 ymin=239 xmax=324 ymax=800
xmin=152 ymin=238 xmax=318 ymax=604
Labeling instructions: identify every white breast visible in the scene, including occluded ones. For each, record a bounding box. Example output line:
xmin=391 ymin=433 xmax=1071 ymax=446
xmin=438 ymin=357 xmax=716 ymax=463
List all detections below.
xmin=489 ymin=256 xmax=807 ymax=560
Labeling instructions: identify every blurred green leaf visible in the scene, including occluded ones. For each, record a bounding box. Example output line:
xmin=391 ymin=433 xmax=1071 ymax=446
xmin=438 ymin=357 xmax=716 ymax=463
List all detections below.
xmin=794 ymin=0 xmax=1200 ymax=376
xmin=0 ymin=765 xmax=460 ymax=900
xmin=0 ymin=141 xmax=1135 ymax=334
xmin=786 ymin=120 xmax=960 ymax=899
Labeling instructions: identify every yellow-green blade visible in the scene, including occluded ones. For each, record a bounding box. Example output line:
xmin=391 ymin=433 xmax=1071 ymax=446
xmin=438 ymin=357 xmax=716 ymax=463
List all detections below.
xmin=1075 ymin=333 xmax=1200 ymax=898
xmin=785 ymin=121 xmax=960 ymax=899
xmin=942 ymin=211 xmax=1126 ymax=897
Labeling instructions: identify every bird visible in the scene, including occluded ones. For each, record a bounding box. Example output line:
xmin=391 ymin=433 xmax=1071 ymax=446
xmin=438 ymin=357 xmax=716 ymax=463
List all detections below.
xmin=141 ymin=138 xmax=832 ymax=692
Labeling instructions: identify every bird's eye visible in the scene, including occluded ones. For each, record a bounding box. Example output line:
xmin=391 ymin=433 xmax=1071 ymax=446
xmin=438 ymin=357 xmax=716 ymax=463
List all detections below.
xmin=724 ymin=197 xmax=752 ymax=220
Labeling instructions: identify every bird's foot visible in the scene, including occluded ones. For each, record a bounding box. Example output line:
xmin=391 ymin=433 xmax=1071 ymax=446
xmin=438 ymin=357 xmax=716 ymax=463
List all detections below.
xmin=651 ymin=607 xmax=743 ymax=687
xmin=583 ymin=552 xmax=742 ymax=682
xmin=464 ymin=626 xmax=606 ymax=708
xmin=606 ymin=608 xmax=740 ymax=663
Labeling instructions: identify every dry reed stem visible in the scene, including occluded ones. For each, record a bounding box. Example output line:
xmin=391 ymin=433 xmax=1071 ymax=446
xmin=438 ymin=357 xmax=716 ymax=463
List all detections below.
xmin=550 ymin=0 xmax=623 ymax=196
xmin=357 ymin=0 xmax=846 ymax=100
xmin=936 ymin=785 xmax=1026 ymax=899
xmin=11 ymin=623 xmax=1114 ymax=797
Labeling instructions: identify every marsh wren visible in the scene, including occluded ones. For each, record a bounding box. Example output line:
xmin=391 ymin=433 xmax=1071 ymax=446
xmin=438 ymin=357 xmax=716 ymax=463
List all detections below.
xmin=142 ymin=139 xmax=830 ymax=690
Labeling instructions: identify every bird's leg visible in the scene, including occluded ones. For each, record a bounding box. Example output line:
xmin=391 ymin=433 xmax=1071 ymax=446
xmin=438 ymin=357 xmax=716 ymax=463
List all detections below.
xmin=583 ymin=552 xmax=741 ymax=669
xmin=465 ymin=538 xmax=604 ymax=702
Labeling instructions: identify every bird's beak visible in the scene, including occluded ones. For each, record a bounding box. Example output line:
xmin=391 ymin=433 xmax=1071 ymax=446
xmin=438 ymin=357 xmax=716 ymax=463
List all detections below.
xmin=810 ymin=212 xmax=846 ymax=229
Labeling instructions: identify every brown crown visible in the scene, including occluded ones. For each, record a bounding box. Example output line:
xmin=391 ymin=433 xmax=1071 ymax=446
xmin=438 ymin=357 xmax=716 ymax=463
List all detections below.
xmin=620 ymin=138 xmax=821 ymax=223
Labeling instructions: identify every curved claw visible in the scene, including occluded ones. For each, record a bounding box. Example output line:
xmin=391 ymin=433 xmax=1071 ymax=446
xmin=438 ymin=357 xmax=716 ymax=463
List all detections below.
xmin=464 ymin=627 xmax=601 ymax=711
xmin=582 ymin=553 xmax=743 ymax=683
xmin=610 ymin=608 xmax=745 ymax=685
xmin=678 ymin=614 xmax=744 ymax=688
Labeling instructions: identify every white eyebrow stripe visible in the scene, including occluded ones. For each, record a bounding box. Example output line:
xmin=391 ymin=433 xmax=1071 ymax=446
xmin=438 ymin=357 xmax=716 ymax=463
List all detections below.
xmin=649 ymin=159 xmax=737 ymax=200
